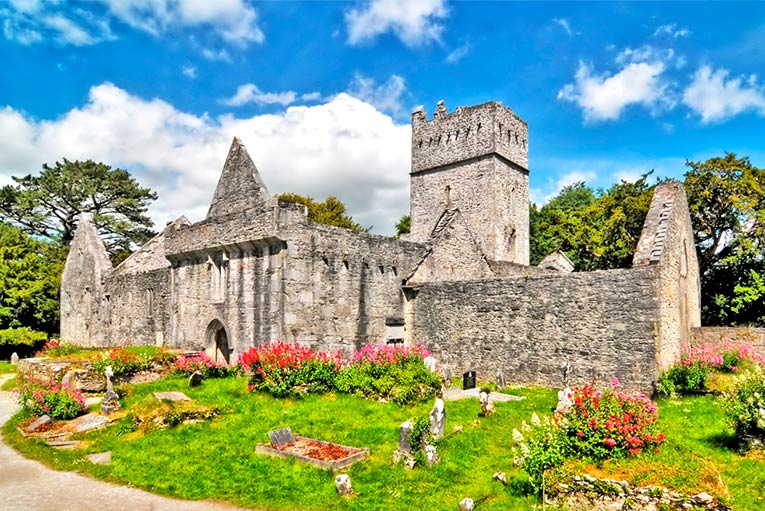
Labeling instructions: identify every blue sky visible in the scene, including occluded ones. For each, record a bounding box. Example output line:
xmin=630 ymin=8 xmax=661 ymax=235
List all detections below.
xmin=1 ymin=1 xmax=764 ymax=235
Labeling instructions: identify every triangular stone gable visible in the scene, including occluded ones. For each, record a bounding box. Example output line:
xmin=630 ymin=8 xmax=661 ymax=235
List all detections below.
xmin=405 ymin=208 xmax=494 ymax=286
xmin=62 ymin=213 xmax=113 ymax=283
xmin=207 ymin=137 xmax=271 ymax=219
xmin=113 ymin=216 xmax=191 ymax=274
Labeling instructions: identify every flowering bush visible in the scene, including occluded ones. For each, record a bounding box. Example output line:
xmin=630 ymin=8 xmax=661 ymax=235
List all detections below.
xmin=335 ymin=344 xmax=441 ymax=404
xmin=36 ymin=339 xmax=79 ymax=357
xmin=90 ymin=347 xmax=152 ymax=375
xmin=722 ymin=365 xmax=765 ymax=440
xmin=170 ymin=352 xmax=241 ymax=378
xmin=240 ymin=342 xmax=341 ymax=397
xmin=561 ymin=382 xmax=665 ymax=459
xmin=657 ymin=342 xmax=764 ymax=396
xmin=511 ymin=413 xmax=569 ymax=493
xmin=16 ymin=379 xmax=86 ymax=420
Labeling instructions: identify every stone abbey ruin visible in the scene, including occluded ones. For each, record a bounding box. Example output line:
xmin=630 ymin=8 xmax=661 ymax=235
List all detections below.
xmin=61 ymin=100 xmax=701 ymax=392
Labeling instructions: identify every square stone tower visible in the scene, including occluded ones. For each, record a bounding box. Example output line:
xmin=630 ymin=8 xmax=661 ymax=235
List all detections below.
xmin=409 ymin=100 xmax=530 ymax=264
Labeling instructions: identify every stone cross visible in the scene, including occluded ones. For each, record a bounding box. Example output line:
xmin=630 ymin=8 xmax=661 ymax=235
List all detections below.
xmin=105 ymin=365 xmax=114 ymax=393
xmin=10 ymin=352 xmax=19 ymax=364
xmin=563 ymin=358 xmax=571 ymax=387
xmin=429 ymin=398 xmax=446 ymax=438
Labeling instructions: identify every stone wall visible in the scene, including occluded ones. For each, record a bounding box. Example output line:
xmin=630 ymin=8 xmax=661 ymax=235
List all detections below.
xmin=691 ymin=326 xmax=765 ymax=355
xmin=407 ymin=267 xmax=660 ymax=392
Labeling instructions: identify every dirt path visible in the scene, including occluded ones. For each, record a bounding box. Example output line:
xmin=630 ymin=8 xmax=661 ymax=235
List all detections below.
xmin=0 ymin=374 xmax=254 ymax=511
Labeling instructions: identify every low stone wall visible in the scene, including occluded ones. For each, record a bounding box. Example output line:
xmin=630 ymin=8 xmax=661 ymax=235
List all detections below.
xmin=690 ymin=326 xmax=765 ymax=355
xmin=16 ymin=358 xmax=161 ymax=393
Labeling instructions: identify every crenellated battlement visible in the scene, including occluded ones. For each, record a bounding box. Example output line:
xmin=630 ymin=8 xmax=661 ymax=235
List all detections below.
xmin=411 ymin=100 xmax=528 ymax=173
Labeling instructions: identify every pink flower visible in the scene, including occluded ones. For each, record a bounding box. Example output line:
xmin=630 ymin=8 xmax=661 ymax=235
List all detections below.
xmin=605 ymin=438 xmax=616 ymax=447
xmin=611 ymin=376 xmax=620 ymax=388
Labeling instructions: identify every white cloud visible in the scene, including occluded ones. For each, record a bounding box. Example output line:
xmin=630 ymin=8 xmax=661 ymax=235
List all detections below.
xmin=221 ymin=84 xmax=298 ymax=107
xmin=95 ymin=0 xmax=263 ymax=46
xmin=181 ymin=65 xmax=197 ymax=79
xmin=1 ymin=2 xmax=114 ymax=46
xmin=347 ymin=74 xmax=407 ymax=116
xmin=300 ymin=92 xmax=322 ymax=102
xmin=653 ymin=23 xmax=691 ymax=38
xmin=345 ymin=0 xmax=448 ymax=47
xmin=0 ymin=83 xmax=411 ymax=235
xmin=682 ymin=65 xmax=765 ymax=123
xmin=1 ymin=0 xmax=262 ymax=47
xmin=553 ymin=18 xmax=573 ymax=36
xmin=201 ymin=48 xmax=232 ymax=63
xmin=445 ymin=41 xmax=471 ymax=64
xmin=558 ymin=47 xmax=676 ymax=121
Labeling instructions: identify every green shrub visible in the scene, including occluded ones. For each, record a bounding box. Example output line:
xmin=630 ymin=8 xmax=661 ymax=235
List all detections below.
xmin=657 ymin=362 xmax=710 ymax=396
xmin=722 ymin=365 xmax=765 ymax=439
xmin=0 ymin=327 xmax=48 ymax=346
xmin=511 ymin=413 xmax=569 ymax=493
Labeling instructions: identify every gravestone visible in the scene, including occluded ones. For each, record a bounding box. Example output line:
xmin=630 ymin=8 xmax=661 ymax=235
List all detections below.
xmin=424 ymin=443 xmax=439 ymax=465
xmin=268 ymin=427 xmax=295 ymax=448
xmin=480 ymin=391 xmax=495 ymax=416
xmin=423 ymin=356 xmax=437 ymax=373
xmin=25 ymin=415 xmax=51 ymax=433
xmin=442 ymin=365 xmax=452 ymax=387
xmin=496 ymin=371 xmax=506 ymax=390
xmin=188 ymin=370 xmax=203 ymax=387
xmin=153 ymin=391 xmax=192 ymax=402
xmin=61 ymin=369 xmax=76 ymax=391
xmin=462 ymin=371 xmax=476 ymax=390
xmin=397 ymin=421 xmax=413 ymax=453
xmin=429 ymin=398 xmax=446 ymax=438
xmin=335 ymin=474 xmax=353 ymax=496
xmin=10 ymin=352 xmax=19 ymax=364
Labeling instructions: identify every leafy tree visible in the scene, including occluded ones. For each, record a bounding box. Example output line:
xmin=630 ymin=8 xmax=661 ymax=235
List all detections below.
xmin=395 ymin=214 xmax=411 ymax=236
xmin=278 ymin=193 xmax=367 ymax=231
xmin=529 ymin=176 xmax=655 ymax=270
xmin=0 ymin=159 xmax=158 ymax=256
xmin=684 ymin=153 xmax=765 ymax=325
xmin=0 ymin=222 xmax=63 ymax=334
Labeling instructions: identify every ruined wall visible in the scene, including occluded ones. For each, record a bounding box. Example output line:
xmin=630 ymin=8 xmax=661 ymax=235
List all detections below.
xmin=691 ymin=327 xmax=765 ymax=355
xmin=279 ymin=222 xmax=424 ymax=354
xmin=407 ymin=267 xmax=661 ymax=392
xmin=633 ymin=181 xmax=701 ymax=368
xmin=409 ymin=101 xmax=529 ymax=265
xmin=106 ymin=268 xmax=171 ymax=346
xmin=60 ymin=214 xmax=113 ymax=345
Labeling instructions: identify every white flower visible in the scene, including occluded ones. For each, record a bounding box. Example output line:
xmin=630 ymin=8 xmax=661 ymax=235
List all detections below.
xmin=531 ymin=412 xmax=541 ymax=427
xmin=512 ymin=428 xmax=525 ymax=443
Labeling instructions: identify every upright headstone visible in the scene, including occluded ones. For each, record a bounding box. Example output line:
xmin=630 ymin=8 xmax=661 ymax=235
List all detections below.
xmin=480 ymin=391 xmax=496 ymax=416
xmin=188 ymin=371 xmax=203 ymax=387
xmin=423 ymin=356 xmax=437 ymax=373
xmin=335 ymin=474 xmax=353 ymax=496
xmin=442 ymin=365 xmax=452 ymax=387
xmin=462 ymin=371 xmax=476 ymax=390
xmin=397 ymin=421 xmax=413 ymax=454
xmin=496 ymin=370 xmax=506 ymax=390
xmin=61 ymin=370 xmax=76 ymax=391
xmin=10 ymin=352 xmax=19 ymax=364
xmin=268 ymin=427 xmax=296 ymax=448
xmin=429 ymin=398 xmax=446 ymax=438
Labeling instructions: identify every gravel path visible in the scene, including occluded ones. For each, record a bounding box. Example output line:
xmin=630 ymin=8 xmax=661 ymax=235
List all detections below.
xmin=0 ymin=374 xmax=254 ymax=511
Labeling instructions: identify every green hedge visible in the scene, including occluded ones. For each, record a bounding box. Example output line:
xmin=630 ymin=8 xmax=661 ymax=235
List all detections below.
xmin=0 ymin=327 xmax=48 ymax=346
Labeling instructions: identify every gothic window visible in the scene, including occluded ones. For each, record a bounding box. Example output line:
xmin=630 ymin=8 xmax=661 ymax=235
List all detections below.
xmin=208 ymin=253 xmax=228 ymax=302
xmin=445 ymin=185 xmax=452 ymax=208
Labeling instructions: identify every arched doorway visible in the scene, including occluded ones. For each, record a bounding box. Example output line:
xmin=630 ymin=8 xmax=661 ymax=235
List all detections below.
xmin=205 ymin=320 xmax=231 ymax=364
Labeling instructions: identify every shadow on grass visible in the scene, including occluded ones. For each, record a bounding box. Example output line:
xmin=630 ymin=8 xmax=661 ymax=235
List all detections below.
xmin=704 ymin=431 xmax=741 ymax=452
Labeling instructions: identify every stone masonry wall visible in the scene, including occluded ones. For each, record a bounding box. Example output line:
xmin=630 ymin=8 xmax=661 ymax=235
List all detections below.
xmin=691 ymin=326 xmax=765 ymax=356
xmin=408 ymin=267 xmax=661 ymax=392
xmin=409 ymin=101 xmax=529 ymax=264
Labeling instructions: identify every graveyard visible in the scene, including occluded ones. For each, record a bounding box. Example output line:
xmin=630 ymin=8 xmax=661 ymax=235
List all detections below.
xmin=1 ymin=342 xmax=764 ymax=511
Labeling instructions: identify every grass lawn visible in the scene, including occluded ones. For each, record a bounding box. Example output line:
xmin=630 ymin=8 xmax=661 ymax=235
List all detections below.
xmin=3 ymin=377 xmax=764 ymax=511
xmin=0 ymin=361 xmax=18 ymax=374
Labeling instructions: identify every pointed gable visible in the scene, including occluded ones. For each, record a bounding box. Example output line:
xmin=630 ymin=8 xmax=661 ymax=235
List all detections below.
xmin=207 ymin=137 xmax=271 ymax=219
xmin=405 ymin=208 xmax=494 ymax=286
xmin=63 ymin=212 xmax=113 ymax=282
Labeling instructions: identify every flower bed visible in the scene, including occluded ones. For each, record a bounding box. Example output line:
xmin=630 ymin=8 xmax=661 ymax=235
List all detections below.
xmin=16 ymin=378 xmax=86 ymax=420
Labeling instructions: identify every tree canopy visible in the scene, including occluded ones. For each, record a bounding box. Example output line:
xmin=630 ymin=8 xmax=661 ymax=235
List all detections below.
xmin=278 ymin=193 xmax=367 ymax=231
xmin=530 ymin=176 xmax=656 ymax=271
xmin=684 ymin=153 xmax=765 ymax=326
xmin=0 ymin=222 xmax=62 ymax=334
xmin=0 ymin=159 xmax=158 ymax=256
xmin=395 ymin=214 xmax=411 ymax=237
